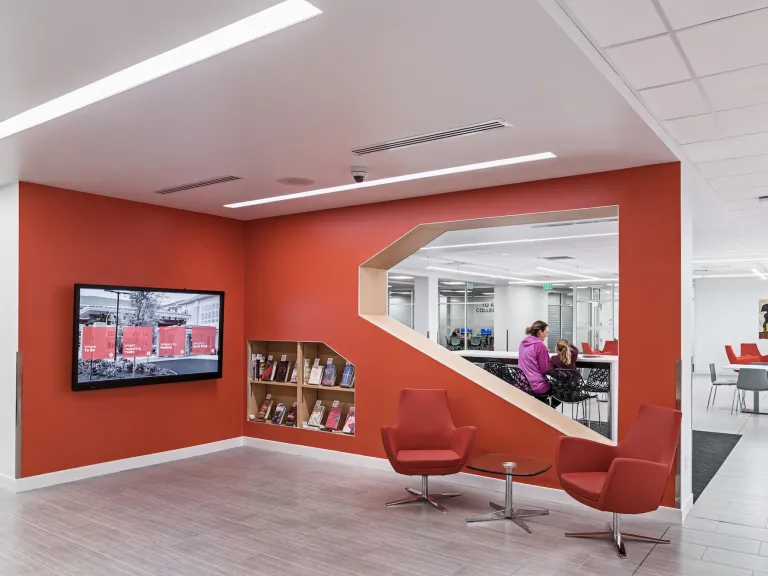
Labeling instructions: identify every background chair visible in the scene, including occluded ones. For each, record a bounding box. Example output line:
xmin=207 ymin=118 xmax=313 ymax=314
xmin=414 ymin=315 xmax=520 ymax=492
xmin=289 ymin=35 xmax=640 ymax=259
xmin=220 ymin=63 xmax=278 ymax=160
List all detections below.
xmin=468 ymin=336 xmax=482 ymax=350
xmin=601 ymin=340 xmax=619 ymax=355
xmin=556 ymin=404 xmax=681 ymax=558
xmin=582 ymin=343 xmax=600 ymax=355
xmin=483 ymin=363 xmax=551 ymax=405
xmin=550 ymin=368 xmax=598 ymax=427
xmin=741 ymin=343 xmax=768 ymax=362
xmin=733 ymin=368 xmax=768 ymax=415
xmin=381 ymin=389 xmax=476 ymax=512
xmin=707 ymin=363 xmax=737 ymax=410
xmin=726 ymin=345 xmax=760 ymax=366
xmin=448 ymin=335 xmax=462 ymax=351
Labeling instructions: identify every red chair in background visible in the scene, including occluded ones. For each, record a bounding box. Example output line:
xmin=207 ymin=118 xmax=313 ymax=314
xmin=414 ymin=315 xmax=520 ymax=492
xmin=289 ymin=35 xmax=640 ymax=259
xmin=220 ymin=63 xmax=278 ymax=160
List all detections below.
xmin=381 ymin=389 xmax=476 ymax=512
xmin=602 ymin=340 xmax=619 ymax=355
xmin=741 ymin=343 xmax=768 ymax=362
xmin=555 ymin=404 xmax=681 ymax=558
xmin=726 ymin=345 xmax=760 ymax=365
xmin=582 ymin=343 xmax=601 ymax=355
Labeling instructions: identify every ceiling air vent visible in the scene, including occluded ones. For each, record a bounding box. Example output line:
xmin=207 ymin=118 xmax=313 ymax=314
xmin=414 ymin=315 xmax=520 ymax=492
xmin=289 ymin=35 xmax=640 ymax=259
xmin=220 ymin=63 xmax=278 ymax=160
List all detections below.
xmin=153 ymin=175 xmax=242 ymax=195
xmin=543 ymin=256 xmax=575 ymax=261
xmin=351 ymin=119 xmax=511 ymax=155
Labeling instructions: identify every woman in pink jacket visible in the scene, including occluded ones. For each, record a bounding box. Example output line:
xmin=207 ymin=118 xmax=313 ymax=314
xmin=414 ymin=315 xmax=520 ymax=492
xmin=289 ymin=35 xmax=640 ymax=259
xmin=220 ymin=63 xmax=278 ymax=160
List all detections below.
xmin=518 ymin=321 xmax=551 ymax=396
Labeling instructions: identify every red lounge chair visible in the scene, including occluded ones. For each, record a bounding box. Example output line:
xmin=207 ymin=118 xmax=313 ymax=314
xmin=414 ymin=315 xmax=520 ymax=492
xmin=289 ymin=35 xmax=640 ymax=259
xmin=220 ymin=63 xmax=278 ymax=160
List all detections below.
xmin=556 ymin=404 xmax=681 ymax=558
xmin=381 ymin=389 xmax=476 ymax=512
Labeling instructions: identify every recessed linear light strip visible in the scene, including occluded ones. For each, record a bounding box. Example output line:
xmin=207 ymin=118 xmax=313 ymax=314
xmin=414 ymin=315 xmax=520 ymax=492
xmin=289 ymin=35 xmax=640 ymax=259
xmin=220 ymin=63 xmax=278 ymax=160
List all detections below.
xmin=224 ymin=152 xmax=556 ymax=208
xmin=421 ymin=232 xmax=617 ymax=251
xmin=509 ymin=278 xmax=616 ymax=285
xmin=425 ymin=266 xmax=530 ymax=282
xmin=753 ymin=269 xmax=767 ymax=280
xmin=694 ymin=257 xmax=768 ymax=264
xmin=693 ymin=273 xmax=767 ymax=279
xmin=537 ymin=266 xmax=599 ymax=280
xmin=0 ymin=0 xmax=321 ymax=141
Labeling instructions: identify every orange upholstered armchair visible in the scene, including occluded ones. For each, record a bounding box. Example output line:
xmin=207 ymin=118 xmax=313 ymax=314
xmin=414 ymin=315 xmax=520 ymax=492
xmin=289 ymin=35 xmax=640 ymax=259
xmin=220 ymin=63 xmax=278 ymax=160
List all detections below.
xmin=582 ymin=343 xmax=601 ymax=355
xmin=726 ymin=345 xmax=760 ymax=366
xmin=741 ymin=343 xmax=768 ymax=362
xmin=381 ymin=389 xmax=476 ymax=512
xmin=601 ymin=340 xmax=619 ymax=355
xmin=555 ymin=404 xmax=681 ymax=558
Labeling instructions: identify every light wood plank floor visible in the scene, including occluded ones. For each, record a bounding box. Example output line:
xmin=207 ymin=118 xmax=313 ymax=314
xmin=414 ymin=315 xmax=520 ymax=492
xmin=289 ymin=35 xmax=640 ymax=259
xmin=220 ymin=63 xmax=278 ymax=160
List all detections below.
xmin=2 ymin=375 xmax=767 ymax=575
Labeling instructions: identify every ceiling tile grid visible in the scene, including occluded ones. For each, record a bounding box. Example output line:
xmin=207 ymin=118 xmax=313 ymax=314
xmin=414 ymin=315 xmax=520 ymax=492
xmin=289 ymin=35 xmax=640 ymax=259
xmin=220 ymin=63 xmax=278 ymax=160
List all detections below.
xmin=560 ymin=0 xmax=768 ymax=241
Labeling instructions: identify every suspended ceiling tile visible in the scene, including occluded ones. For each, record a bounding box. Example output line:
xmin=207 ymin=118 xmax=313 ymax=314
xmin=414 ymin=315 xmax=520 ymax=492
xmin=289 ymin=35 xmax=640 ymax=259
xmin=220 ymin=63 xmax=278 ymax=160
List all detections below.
xmin=681 ymin=139 xmax=734 ymax=162
xmin=709 ymin=172 xmax=768 ymax=191
xmin=663 ymin=114 xmax=720 ymax=144
xmin=564 ymin=0 xmax=666 ymax=47
xmin=701 ymin=64 xmax=768 ymax=110
xmin=696 ymin=158 xmax=742 ymax=178
xmin=728 ymin=131 xmax=768 ymax=157
xmin=606 ymin=35 xmax=690 ymax=89
xmin=716 ymin=104 xmax=768 ymax=138
xmin=658 ymin=0 xmax=768 ymax=30
xmin=740 ymin=154 xmax=768 ymax=173
xmin=677 ymin=9 xmax=768 ymax=76
xmin=639 ymin=81 xmax=709 ymax=119
xmin=718 ymin=186 xmax=768 ymax=201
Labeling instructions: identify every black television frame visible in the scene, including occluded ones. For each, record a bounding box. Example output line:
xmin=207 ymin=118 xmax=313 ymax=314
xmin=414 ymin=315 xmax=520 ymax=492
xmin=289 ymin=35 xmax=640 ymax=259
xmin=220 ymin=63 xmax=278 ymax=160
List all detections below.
xmin=72 ymin=283 xmax=225 ymax=391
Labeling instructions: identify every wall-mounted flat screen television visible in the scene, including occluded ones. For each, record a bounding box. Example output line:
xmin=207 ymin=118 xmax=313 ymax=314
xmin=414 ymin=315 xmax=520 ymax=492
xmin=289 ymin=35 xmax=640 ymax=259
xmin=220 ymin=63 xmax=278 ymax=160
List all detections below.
xmin=73 ymin=284 xmax=224 ymax=391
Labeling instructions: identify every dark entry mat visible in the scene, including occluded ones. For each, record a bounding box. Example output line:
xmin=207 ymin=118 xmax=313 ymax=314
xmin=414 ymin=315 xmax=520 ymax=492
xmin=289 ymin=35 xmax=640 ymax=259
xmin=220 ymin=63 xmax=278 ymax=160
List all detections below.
xmin=693 ymin=430 xmax=741 ymax=502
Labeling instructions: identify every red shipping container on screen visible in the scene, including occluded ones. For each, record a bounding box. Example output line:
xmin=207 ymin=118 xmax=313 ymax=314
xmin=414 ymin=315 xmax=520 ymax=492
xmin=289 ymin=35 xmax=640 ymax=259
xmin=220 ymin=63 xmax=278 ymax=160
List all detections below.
xmin=158 ymin=326 xmax=185 ymax=357
xmin=122 ymin=326 xmax=153 ymax=357
xmin=81 ymin=326 xmax=116 ymax=360
xmin=191 ymin=326 xmax=217 ymax=355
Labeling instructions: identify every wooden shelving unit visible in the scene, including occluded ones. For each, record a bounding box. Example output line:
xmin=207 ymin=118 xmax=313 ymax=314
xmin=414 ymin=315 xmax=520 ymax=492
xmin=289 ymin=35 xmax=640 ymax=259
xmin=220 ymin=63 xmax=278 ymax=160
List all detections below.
xmin=246 ymin=340 xmax=355 ymax=436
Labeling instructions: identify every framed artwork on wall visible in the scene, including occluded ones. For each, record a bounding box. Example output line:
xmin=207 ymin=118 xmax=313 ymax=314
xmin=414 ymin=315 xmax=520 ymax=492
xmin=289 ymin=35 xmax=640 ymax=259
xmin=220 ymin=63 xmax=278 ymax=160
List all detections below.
xmin=759 ymin=300 xmax=768 ymax=339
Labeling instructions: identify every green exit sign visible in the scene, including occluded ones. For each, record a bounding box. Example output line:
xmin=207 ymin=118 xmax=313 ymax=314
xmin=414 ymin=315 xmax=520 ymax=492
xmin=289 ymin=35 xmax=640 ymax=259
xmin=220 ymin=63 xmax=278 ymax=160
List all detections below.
xmin=543 ymin=283 xmax=553 ymax=291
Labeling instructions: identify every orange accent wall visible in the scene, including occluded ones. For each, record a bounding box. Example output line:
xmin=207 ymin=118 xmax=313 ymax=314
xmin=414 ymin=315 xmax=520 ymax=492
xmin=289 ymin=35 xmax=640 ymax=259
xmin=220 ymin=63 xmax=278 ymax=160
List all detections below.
xmin=243 ymin=163 xmax=682 ymax=506
xmin=19 ymin=183 xmax=245 ymax=477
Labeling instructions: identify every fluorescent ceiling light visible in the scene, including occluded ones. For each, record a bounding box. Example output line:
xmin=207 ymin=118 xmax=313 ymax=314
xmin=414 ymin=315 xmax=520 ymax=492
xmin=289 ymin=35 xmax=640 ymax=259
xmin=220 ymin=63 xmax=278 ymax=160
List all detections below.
xmin=427 ymin=266 xmax=530 ymax=282
xmin=510 ymin=277 xmax=617 ymax=285
xmin=389 ymin=275 xmax=414 ymax=280
xmin=693 ymin=273 xmax=759 ymax=279
xmin=421 ymin=232 xmax=617 ymax=251
xmin=753 ymin=269 xmax=767 ymax=280
xmin=0 ymin=0 xmax=321 ymax=142
xmin=694 ymin=256 xmax=768 ymax=264
xmin=441 ymin=281 xmax=466 ymax=285
xmin=537 ymin=266 xmax=599 ymax=280
xmin=553 ymin=284 xmax=566 ymax=286
xmin=225 ymin=152 xmax=556 ymax=208
xmin=482 ymin=292 xmax=494 ymax=295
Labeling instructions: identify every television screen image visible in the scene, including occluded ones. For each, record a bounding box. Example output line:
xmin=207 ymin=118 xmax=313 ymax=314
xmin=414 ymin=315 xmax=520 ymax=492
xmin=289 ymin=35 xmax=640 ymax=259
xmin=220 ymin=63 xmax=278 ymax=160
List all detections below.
xmin=73 ymin=284 xmax=224 ymax=391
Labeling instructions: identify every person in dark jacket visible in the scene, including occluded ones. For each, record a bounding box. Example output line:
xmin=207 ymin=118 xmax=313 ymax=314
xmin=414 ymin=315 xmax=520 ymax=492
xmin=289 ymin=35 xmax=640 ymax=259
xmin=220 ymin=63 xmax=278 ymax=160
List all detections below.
xmin=547 ymin=339 xmax=579 ymax=375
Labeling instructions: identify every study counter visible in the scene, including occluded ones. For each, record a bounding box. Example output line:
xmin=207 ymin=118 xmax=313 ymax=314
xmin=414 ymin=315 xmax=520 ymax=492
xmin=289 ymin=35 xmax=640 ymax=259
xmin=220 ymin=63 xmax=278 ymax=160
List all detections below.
xmin=455 ymin=349 xmax=618 ymax=440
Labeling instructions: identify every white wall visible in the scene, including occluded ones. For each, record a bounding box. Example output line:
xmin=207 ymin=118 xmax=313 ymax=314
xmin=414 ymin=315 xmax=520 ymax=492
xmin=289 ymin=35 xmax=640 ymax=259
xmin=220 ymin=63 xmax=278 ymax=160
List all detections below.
xmin=0 ymin=182 xmax=18 ymax=485
xmin=694 ymin=276 xmax=768 ymax=374
xmin=493 ymin=285 xmax=548 ymax=351
xmin=680 ymin=163 xmax=696 ymax=515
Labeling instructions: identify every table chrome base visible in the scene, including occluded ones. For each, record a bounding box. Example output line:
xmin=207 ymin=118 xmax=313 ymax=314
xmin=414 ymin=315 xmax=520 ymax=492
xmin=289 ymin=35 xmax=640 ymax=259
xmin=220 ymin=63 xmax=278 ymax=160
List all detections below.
xmin=465 ymin=469 xmax=548 ymax=532
xmin=467 ymin=501 xmax=549 ymax=532
xmin=386 ymin=476 xmax=461 ymax=513
xmin=565 ymin=513 xmax=669 ymax=559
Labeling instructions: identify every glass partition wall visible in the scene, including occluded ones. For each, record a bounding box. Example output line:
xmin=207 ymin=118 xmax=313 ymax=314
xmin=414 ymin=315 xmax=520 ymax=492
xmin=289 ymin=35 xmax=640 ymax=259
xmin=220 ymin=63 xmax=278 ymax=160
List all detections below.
xmin=438 ymin=281 xmax=494 ymax=350
xmin=575 ymin=284 xmax=618 ymax=352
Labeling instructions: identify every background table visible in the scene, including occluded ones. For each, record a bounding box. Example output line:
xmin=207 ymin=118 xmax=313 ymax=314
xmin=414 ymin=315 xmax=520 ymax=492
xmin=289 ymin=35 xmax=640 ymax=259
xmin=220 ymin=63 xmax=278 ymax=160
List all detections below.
xmin=465 ymin=453 xmax=551 ymax=532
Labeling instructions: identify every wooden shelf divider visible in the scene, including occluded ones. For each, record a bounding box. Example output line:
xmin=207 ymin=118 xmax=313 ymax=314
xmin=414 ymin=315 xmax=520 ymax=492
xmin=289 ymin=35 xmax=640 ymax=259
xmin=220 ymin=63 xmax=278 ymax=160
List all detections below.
xmin=246 ymin=340 xmax=355 ymax=435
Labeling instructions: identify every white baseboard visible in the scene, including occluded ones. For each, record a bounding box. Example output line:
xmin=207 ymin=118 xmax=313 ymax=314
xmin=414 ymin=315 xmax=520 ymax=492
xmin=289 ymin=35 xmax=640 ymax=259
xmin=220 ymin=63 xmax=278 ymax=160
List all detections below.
xmin=13 ymin=437 xmax=244 ymax=493
xmin=681 ymin=493 xmax=694 ymax=522
xmin=0 ymin=473 xmax=15 ymax=492
xmin=243 ymin=436 xmax=683 ymax=525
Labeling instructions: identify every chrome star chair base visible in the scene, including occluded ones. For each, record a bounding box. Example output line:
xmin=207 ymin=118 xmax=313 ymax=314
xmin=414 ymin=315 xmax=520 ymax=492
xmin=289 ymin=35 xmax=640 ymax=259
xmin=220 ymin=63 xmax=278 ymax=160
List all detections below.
xmin=385 ymin=475 xmax=461 ymax=513
xmin=565 ymin=513 xmax=670 ymax=559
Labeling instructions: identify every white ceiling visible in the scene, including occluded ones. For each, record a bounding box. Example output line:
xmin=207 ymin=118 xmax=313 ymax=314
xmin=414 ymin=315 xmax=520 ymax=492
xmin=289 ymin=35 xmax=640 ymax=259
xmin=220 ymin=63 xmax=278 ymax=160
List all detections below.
xmin=393 ymin=219 xmax=619 ymax=287
xmin=0 ymin=0 xmax=675 ymax=220
xmin=561 ymin=0 xmax=768 ymax=258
